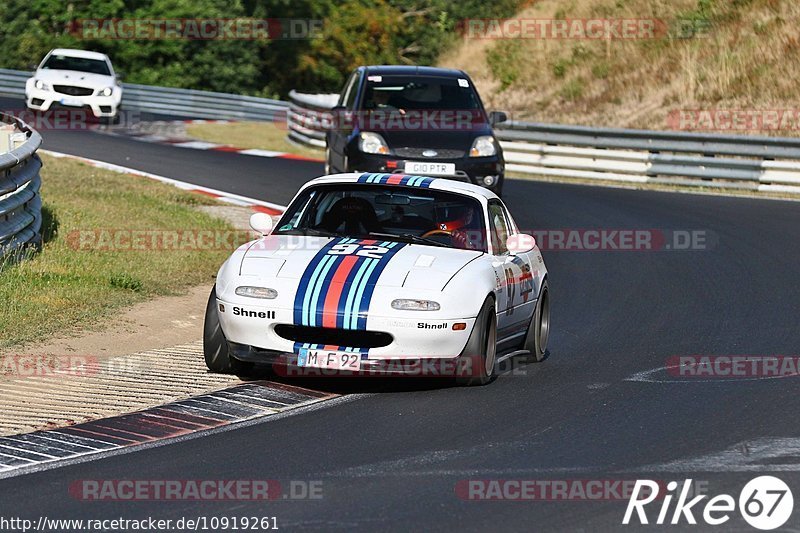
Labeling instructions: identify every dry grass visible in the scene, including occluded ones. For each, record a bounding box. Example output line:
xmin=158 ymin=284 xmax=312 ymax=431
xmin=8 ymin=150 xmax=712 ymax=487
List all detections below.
xmin=186 ymin=121 xmax=324 ymax=159
xmin=440 ymin=0 xmax=800 ymax=134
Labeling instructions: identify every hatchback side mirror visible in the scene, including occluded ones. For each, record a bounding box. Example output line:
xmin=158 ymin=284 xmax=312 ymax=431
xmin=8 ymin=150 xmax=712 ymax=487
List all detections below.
xmin=489 ymin=111 xmax=508 ymax=126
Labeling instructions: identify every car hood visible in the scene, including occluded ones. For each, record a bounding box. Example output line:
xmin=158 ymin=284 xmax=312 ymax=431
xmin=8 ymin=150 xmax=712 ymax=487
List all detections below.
xmin=34 ymin=69 xmax=115 ymax=87
xmin=240 ymin=235 xmax=483 ymax=292
xmin=377 ymin=125 xmax=493 ymax=153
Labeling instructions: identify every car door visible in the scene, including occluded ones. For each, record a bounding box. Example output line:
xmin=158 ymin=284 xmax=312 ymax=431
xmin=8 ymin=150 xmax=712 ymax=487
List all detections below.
xmin=327 ymin=70 xmax=361 ymax=173
xmin=487 ymin=200 xmax=537 ymax=341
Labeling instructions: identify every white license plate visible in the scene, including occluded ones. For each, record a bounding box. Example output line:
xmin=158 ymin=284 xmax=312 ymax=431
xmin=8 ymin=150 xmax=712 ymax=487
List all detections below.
xmin=60 ymin=97 xmax=83 ymax=107
xmin=404 ymin=161 xmax=456 ymax=176
xmin=297 ymin=348 xmax=361 ymax=371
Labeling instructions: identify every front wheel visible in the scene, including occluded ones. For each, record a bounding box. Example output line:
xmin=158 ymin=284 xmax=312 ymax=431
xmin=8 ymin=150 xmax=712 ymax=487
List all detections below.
xmin=456 ymin=296 xmax=497 ymax=386
xmin=523 ymin=280 xmax=550 ymax=362
xmin=203 ymin=287 xmax=253 ymax=375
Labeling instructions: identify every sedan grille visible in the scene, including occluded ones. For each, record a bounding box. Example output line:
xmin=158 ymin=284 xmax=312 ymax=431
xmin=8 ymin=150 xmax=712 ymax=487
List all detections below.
xmin=53 ymin=85 xmax=94 ymax=97
xmin=274 ymin=325 xmax=393 ymax=348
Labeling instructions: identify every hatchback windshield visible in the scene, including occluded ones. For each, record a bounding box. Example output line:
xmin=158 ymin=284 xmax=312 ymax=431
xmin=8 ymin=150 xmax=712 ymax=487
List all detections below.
xmin=275 ymin=184 xmax=487 ymax=252
xmin=361 ymin=75 xmax=482 ymax=113
xmin=42 ymin=55 xmax=111 ymax=76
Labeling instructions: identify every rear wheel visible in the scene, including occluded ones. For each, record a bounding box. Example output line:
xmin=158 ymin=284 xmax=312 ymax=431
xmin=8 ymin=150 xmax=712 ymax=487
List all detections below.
xmin=523 ymin=280 xmax=550 ymax=362
xmin=203 ymin=287 xmax=253 ymax=375
xmin=456 ymin=296 xmax=497 ymax=386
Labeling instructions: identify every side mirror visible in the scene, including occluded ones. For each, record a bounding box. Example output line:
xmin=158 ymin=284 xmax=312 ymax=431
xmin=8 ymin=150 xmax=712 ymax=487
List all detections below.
xmin=28 ymin=63 xmax=38 ymax=71
xmin=506 ymin=233 xmax=536 ymax=255
xmin=115 ymin=72 xmax=124 ymax=81
xmin=489 ymin=111 xmax=508 ymax=126
xmin=249 ymin=212 xmax=274 ymax=236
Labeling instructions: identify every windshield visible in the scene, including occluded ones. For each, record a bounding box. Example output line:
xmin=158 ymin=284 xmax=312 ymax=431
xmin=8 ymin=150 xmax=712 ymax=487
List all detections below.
xmin=361 ymin=75 xmax=483 ymax=113
xmin=41 ymin=54 xmax=111 ymax=76
xmin=275 ymin=184 xmax=487 ymax=252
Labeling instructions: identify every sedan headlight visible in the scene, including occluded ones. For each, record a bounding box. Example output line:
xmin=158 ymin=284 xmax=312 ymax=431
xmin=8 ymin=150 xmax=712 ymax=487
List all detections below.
xmin=99 ymin=87 xmax=113 ymax=97
xmin=359 ymin=132 xmax=390 ymax=155
xmin=469 ymin=135 xmax=497 ymax=157
xmin=235 ymin=286 xmax=278 ymax=299
xmin=34 ymin=79 xmax=50 ymax=91
xmin=391 ymin=299 xmax=441 ymax=311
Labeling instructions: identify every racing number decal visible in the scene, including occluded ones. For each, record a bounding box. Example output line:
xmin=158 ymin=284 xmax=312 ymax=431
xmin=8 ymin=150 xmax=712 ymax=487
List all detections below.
xmin=328 ymin=243 xmax=390 ymax=259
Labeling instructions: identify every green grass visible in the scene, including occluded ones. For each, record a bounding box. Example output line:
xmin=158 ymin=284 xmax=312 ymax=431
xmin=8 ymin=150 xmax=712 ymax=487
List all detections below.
xmin=0 ymin=154 xmax=235 ymax=349
xmin=185 ymin=121 xmax=323 ymax=159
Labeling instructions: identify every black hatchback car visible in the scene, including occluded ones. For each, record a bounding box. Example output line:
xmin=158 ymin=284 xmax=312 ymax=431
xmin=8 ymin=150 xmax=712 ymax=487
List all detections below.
xmin=325 ymin=65 xmax=508 ymax=196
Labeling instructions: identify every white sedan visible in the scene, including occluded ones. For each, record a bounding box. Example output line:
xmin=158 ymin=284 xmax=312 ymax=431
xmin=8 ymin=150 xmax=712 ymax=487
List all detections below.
xmin=25 ymin=48 xmax=123 ymax=120
xmin=204 ymin=173 xmax=550 ymax=385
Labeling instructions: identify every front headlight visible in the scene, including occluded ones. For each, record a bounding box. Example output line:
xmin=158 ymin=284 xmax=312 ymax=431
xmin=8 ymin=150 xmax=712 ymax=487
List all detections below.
xmin=235 ymin=286 xmax=278 ymax=299
xmin=99 ymin=87 xmax=113 ymax=97
xmin=34 ymin=79 xmax=50 ymax=91
xmin=391 ymin=299 xmax=441 ymax=311
xmin=359 ymin=132 xmax=390 ymax=155
xmin=469 ymin=135 xmax=497 ymax=157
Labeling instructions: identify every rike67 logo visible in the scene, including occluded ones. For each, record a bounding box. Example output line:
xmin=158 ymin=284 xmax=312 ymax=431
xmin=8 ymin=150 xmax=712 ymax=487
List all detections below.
xmin=623 ymin=476 xmax=793 ymax=530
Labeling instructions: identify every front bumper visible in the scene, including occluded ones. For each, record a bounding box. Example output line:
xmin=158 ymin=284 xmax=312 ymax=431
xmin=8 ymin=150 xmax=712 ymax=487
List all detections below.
xmin=26 ymin=87 xmax=121 ymax=117
xmin=216 ymin=297 xmax=476 ymax=363
xmin=228 ymin=342 xmax=474 ymax=377
xmin=345 ymin=151 xmax=504 ymax=189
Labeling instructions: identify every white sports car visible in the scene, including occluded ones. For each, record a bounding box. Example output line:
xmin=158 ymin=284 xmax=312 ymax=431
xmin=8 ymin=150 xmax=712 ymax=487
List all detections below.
xmin=204 ymin=173 xmax=550 ymax=385
xmin=25 ymin=48 xmax=123 ymax=120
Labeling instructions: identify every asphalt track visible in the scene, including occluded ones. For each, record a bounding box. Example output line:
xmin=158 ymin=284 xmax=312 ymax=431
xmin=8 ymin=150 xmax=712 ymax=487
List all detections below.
xmin=2 ymin=96 xmax=800 ymax=531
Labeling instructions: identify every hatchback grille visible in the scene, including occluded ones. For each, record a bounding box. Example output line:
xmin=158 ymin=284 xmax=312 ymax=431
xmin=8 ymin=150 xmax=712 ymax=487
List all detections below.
xmin=274 ymin=325 xmax=393 ymax=348
xmin=53 ymin=85 xmax=93 ymax=97
xmin=395 ymin=147 xmax=465 ymax=159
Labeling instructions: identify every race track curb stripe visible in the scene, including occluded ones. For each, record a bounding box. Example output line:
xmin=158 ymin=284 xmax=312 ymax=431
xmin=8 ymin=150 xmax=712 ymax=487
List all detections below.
xmin=39 ymin=150 xmax=287 ymax=216
xmin=98 ymin=122 xmax=325 ymax=163
xmin=0 ymin=381 xmax=336 ymax=477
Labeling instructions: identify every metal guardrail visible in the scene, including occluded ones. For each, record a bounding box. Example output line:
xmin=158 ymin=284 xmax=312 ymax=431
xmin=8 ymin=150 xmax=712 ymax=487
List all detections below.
xmin=0 ymin=68 xmax=288 ymax=121
xmin=286 ymin=90 xmax=337 ymax=148
xmin=0 ymin=113 xmax=43 ymax=258
xmin=287 ymin=91 xmax=800 ymax=195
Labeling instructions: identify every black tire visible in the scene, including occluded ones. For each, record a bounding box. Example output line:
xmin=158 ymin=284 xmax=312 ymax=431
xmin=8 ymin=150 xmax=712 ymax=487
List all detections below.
xmin=523 ymin=280 xmax=550 ymax=362
xmin=203 ymin=287 xmax=253 ymax=375
xmin=456 ymin=296 xmax=498 ymax=386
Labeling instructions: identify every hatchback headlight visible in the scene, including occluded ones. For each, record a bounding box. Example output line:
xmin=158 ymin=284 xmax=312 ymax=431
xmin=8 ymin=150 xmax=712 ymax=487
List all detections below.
xmin=34 ymin=79 xmax=50 ymax=91
xmin=469 ymin=136 xmax=497 ymax=157
xmin=391 ymin=299 xmax=440 ymax=311
xmin=235 ymin=286 xmax=278 ymax=299
xmin=359 ymin=132 xmax=390 ymax=155
xmin=99 ymin=87 xmax=113 ymax=97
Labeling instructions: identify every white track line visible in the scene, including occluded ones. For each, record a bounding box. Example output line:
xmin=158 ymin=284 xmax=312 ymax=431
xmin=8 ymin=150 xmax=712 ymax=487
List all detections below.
xmin=40 ymin=149 xmax=287 ymax=213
